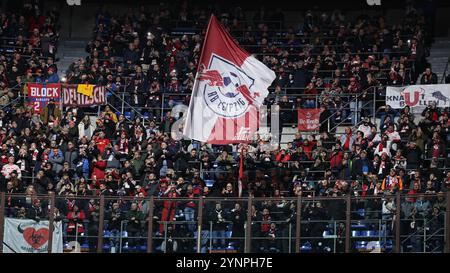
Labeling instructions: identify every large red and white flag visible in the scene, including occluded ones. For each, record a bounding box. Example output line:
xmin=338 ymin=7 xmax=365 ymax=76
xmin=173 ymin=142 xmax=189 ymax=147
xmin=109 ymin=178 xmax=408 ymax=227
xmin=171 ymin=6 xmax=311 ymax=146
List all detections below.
xmin=183 ymin=15 xmax=275 ymax=144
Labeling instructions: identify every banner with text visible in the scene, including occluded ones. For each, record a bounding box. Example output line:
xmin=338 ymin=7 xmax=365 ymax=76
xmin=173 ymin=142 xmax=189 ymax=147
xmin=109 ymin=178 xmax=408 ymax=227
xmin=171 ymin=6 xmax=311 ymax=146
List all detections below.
xmin=386 ymin=84 xmax=450 ymax=112
xmin=62 ymin=85 xmax=107 ymax=106
xmin=2 ymin=218 xmax=63 ymax=253
xmin=27 ymin=83 xmax=61 ymax=113
xmin=298 ymin=108 xmax=320 ymax=131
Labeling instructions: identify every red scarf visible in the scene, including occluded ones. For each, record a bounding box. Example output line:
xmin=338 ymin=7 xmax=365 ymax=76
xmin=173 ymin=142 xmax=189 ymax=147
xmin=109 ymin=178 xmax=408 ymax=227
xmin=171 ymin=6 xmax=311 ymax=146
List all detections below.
xmin=344 ymin=137 xmax=351 ymax=150
xmin=432 ymin=142 xmax=440 ymax=158
xmin=378 ymin=142 xmax=384 ymax=152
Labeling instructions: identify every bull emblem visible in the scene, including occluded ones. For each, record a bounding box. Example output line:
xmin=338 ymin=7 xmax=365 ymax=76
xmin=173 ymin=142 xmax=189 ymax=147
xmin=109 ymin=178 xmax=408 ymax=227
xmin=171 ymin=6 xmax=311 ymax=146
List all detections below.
xmin=197 ymin=69 xmax=224 ymax=87
xmin=401 ymin=88 xmax=424 ymax=107
xmin=18 ymin=224 xmax=49 ymax=249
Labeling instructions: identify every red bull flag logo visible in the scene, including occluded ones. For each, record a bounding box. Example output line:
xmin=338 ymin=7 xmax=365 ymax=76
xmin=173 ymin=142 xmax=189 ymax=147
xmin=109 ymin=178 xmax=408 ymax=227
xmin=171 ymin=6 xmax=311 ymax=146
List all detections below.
xmin=183 ymin=15 xmax=275 ymax=144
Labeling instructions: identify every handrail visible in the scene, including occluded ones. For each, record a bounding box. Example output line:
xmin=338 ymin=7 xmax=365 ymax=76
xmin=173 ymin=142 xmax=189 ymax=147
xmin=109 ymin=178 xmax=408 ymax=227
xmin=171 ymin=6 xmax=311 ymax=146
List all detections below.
xmin=317 ymin=85 xmax=376 ymax=131
xmin=0 ymin=82 xmax=25 ymax=110
xmin=107 ymin=88 xmax=146 ymax=121
xmin=2 ymin=192 xmax=446 ymax=201
xmin=440 ymin=57 xmax=450 ymax=84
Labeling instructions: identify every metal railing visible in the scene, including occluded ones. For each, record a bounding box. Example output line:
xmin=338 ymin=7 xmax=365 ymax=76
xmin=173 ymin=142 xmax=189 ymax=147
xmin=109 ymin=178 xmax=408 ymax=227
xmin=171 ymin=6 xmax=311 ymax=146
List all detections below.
xmin=1 ymin=192 xmax=449 ymax=253
xmin=440 ymin=57 xmax=450 ymax=84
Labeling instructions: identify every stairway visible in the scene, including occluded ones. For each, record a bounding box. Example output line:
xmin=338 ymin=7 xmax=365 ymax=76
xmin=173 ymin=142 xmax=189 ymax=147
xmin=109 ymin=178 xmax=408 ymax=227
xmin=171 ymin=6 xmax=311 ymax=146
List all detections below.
xmin=56 ymin=39 xmax=90 ymax=77
xmin=427 ymin=37 xmax=450 ymax=83
xmin=55 ymin=3 xmax=97 ymax=78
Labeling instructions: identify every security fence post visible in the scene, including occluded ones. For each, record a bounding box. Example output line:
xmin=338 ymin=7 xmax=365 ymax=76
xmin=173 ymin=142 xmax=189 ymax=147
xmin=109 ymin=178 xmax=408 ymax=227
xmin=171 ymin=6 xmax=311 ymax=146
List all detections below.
xmin=395 ymin=192 xmax=401 ymax=253
xmin=296 ymin=195 xmax=302 ymax=253
xmin=97 ymin=196 xmax=105 ymax=253
xmin=47 ymin=191 xmax=56 ymax=253
xmin=245 ymin=196 xmax=253 ymax=253
xmin=147 ymin=196 xmax=154 ymax=253
xmin=446 ymin=191 xmax=450 ymax=253
xmin=345 ymin=195 xmax=351 ymax=253
xmin=0 ymin=192 xmax=5 ymax=253
xmin=197 ymin=196 xmax=203 ymax=253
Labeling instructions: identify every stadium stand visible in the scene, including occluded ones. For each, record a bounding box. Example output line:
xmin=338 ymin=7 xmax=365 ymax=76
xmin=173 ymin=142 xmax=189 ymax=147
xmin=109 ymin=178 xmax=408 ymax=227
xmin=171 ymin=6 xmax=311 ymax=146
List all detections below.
xmin=0 ymin=1 xmax=449 ymax=254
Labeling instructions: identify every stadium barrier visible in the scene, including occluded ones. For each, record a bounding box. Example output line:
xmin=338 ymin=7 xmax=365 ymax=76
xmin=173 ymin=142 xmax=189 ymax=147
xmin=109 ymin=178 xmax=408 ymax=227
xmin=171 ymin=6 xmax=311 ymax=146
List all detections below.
xmin=1 ymin=192 xmax=449 ymax=253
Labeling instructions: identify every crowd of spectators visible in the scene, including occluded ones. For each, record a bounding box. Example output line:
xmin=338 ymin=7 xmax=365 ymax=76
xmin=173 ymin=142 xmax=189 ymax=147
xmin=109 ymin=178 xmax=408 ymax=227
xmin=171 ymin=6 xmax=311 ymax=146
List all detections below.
xmin=0 ymin=2 xmax=60 ymax=106
xmin=0 ymin=3 xmax=449 ymax=253
xmin=64 ymin=3 xmax=432 ymax=124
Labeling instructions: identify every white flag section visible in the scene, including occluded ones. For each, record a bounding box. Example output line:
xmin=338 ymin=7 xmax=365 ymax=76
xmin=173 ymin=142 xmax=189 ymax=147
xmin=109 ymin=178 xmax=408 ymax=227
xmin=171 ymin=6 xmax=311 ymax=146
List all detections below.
xmin=183 ymin=15 xmax=275 ymax=144
xmin=3 ymin=218 xmax=63 ymax=253
xmin=184 ymin=55 xmax=275 ymax=143
xmin=386 ymin=84 xmax=450 ymax=113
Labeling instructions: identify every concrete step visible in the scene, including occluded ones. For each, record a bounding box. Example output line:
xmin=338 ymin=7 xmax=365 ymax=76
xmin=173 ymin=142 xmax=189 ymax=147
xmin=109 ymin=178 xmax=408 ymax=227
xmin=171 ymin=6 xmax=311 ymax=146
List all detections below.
xmin=432 ymin=40 xmax=450 ymax=45
xmin=280 ymin=127 xmax=297 ymax=148
xmin=60 ymin=51 xmax=88 ymax=57
xmin=61 ymin=41 xmax=89 ymax=48
xmin=428 ymin=36 xmax=450 ymax=78
xmin=434 ymin=37 xmax=450 ymax=41
xmin=429 ymin=54 xmax=450 ymax=59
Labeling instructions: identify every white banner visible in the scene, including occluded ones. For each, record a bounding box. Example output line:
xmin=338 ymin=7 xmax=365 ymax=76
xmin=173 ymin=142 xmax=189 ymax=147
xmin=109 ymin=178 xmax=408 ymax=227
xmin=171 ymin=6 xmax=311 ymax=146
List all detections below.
xmin=3 ymin=218 xmax=63 ymax=253
xmin=386 ymin=84 xmax=450 ymax=113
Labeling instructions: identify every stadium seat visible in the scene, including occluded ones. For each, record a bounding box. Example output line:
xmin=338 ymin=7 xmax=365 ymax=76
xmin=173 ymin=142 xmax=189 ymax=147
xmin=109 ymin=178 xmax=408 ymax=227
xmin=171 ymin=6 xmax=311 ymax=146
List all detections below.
xmin=102 ymin=244 xmax=111 ymax=252
xmin=205 ymin=180 xmax=215 ymax=188
xmin=301 ymin=242 xmax=312 ymax=252
xmin=351 ymin=222 xmax=367 ymax=229
xmin=366 ymin=241 xmax=381 ymax=251
xmin=360 ymin=230 xmax=377 ymax=237
xmin=357 ymin=209 xmax=365 ymax=218
xmin=381 ymin=240 xmax=393 ymax=251
xmin=355 ymin=241 xmax=368 ymax=249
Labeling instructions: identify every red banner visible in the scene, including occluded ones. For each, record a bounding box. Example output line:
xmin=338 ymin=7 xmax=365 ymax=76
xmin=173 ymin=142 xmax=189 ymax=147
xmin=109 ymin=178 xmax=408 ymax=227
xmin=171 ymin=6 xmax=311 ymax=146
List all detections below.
xmin=27 ymin=83 xmax=61 ymax=113
xmin=62 ymin=85 xmax=106 ymax=106
xmin=298 ymin=108 xmax=320 ymax=131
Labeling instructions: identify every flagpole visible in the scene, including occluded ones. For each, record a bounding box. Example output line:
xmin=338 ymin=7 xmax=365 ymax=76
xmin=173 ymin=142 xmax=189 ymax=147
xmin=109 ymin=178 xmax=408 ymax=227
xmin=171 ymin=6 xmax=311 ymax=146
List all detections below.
xmin=183 ymin=14 xmax=216 ymax=140
xmin=238 ymin=147 xmax=244 ymax=197
xmin=197 ymin=14 xmax=215 ymax=71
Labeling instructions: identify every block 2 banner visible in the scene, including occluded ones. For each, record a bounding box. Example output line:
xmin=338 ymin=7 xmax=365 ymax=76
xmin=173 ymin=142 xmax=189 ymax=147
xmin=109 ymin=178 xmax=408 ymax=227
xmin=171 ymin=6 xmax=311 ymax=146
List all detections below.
xmin=27 ymin=83 xmax=61 ymax=113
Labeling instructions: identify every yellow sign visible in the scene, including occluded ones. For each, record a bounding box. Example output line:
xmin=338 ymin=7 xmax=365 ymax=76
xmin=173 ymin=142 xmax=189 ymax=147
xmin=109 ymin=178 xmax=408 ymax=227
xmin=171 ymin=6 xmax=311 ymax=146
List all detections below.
xmin=77 ymin=84 xmax=94 ymax=97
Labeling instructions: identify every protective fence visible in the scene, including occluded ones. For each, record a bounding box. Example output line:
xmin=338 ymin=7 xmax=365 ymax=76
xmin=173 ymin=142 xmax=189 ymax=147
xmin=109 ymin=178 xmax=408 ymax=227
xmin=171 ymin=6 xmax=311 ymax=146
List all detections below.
xmin=1 ymin=192 xmax=449 ymax=253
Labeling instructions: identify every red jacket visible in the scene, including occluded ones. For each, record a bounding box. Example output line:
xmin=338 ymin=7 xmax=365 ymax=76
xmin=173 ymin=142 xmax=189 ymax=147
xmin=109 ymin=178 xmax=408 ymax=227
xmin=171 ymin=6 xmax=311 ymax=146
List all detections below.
xmin=95 ymin=138 xmax=110 ymax=154
xmin=330 ymin=150 xmax=343 ymax=169
xmin=301 ymin=142 xmax=315 ymax=160
xmin=275 ymin=152 xmax=291 ymax=162
xmin=67 ymin=211 xmax=86 ymax=234
xmin=261 ymin=214 xmax=271 ymax=233
xmin=92 ymin=159 xmax=107 ymax=181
